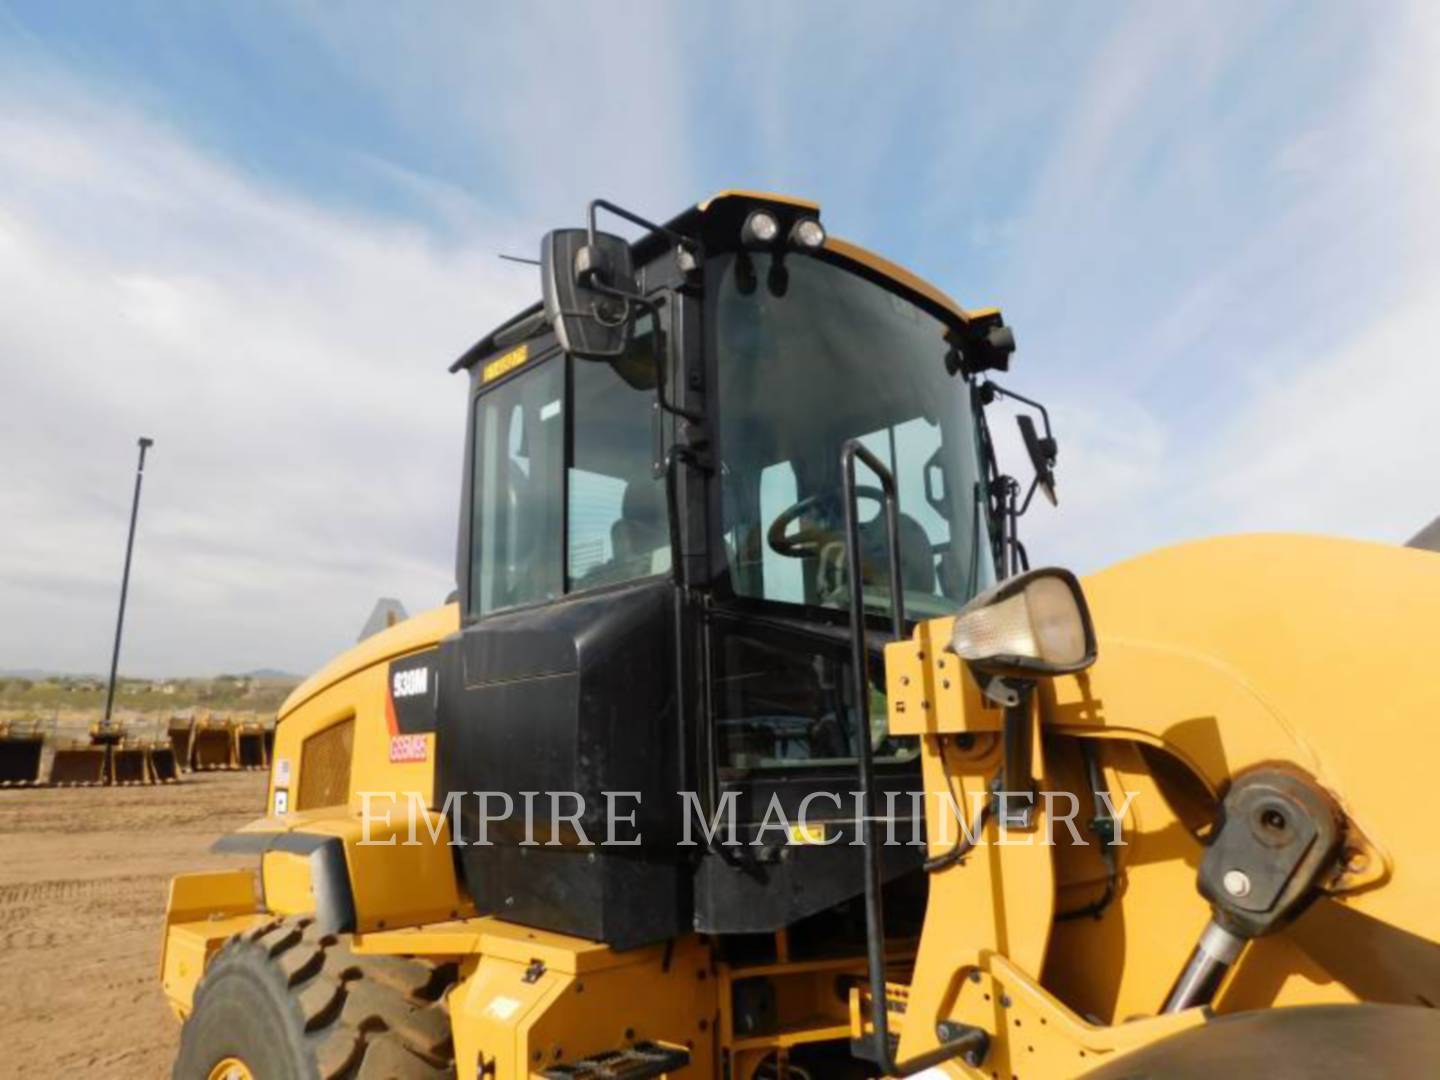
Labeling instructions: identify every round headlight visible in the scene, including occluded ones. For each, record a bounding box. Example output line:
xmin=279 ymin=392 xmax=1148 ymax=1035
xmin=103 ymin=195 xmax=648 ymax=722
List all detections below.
xmin=789 ymin=217 xmax=826 ymax=250
xmin=741 ymin=209 xmax=780 ymax=247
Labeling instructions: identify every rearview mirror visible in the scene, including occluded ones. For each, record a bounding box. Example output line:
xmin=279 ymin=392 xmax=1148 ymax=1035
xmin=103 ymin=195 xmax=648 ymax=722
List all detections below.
xmin=1017 ymin=414 xmax=1058 ymax=507
xmin=540 ymin=228 xmax=638 ymax=359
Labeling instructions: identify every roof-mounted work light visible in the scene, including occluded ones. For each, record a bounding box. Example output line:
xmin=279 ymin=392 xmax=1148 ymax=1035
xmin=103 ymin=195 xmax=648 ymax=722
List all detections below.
xmin=740 ymin=209 xmax=780 ymax=248
xmin=788 ymin=217 xmax=825 ymax=250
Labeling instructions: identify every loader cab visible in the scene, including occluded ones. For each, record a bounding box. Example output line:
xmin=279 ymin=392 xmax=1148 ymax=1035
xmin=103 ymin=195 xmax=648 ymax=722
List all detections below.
xmin=437 ymin=193 xmax=1008 ymax=949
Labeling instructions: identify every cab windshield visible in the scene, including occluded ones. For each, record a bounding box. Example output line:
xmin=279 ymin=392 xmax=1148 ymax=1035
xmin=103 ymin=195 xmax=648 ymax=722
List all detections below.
xmin=712 ymin=251 xmax=994 ymax=622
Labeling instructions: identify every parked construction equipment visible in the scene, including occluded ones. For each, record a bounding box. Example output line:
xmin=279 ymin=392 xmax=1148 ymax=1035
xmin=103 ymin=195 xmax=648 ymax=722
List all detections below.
xmin=109 ymin=740 xmax=151 ymax=784
xmin=189 ymin=714 xmax=236 ymax=770
xmin=233 ymin=719 xmax=268 ymax=769
xmin=48 ymin=739 xmax=109 ymax=785
xmin=159 ymin=192 xmax=1440 ymax=1078
xmin=0 ymin=719 xmax=46 ymax=785
xmin=150 ymin=740 xmax=180 ymax=782
xmin=0 ymin=714 xmax=217 ymax=786
xmin=168 ymin=714 xmax=198 ymax=772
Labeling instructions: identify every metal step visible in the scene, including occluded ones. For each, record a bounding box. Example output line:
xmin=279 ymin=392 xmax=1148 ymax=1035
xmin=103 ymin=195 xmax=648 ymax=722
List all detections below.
xmin=541 ymin=1040 xmax=690 ymax=1079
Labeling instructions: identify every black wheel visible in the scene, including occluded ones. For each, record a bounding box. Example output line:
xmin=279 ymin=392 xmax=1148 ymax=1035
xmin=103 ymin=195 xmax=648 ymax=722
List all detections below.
xmin=174 ymin=916 xmax=457 ymax=1079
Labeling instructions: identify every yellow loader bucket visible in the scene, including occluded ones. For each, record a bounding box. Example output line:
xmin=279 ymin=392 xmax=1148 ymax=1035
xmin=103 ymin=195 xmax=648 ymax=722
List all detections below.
xmin=49 ymin=743 xmax=109 ymax=785
xmin=150 ymin=743 xmax=179 ymax=782
xmin=0 ymin=731 xmax=45 ymax=785
xmin=235 ymin=725 xmax=267 ymax=769
xmin=191 ymin=720 xmax=236 ymax=770
xmin=110 ymin=744 xmax=153 ymax=785
xmin=168 ymin=714 xmax=197 ymax=772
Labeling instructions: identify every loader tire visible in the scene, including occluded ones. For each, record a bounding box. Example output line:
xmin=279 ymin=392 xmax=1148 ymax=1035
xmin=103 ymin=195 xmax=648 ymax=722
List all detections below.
xmin=174 ymin=916 xmax=457 ymax=1080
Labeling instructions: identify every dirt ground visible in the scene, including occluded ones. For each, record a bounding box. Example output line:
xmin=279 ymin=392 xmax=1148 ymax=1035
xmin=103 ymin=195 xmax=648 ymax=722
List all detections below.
xmin=0 ymin=770 xmax=267 ymax=1078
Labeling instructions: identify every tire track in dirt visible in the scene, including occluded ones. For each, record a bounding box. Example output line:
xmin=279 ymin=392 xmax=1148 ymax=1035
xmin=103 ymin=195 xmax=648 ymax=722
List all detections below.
xmin=0 ymin=770 xmax=266 ymax=1079
xmin=0 ymin=874 xmax=154 ymax=909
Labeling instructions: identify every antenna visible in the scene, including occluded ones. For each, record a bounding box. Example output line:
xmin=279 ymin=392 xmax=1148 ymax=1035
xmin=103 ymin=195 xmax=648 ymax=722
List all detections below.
xmin=498 ymin=253 xmax=540 ymax=266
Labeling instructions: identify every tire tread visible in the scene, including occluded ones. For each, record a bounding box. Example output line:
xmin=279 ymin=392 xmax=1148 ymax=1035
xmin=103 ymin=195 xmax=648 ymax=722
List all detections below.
xmin=176 ymin=915 xmax=456 ymax=1079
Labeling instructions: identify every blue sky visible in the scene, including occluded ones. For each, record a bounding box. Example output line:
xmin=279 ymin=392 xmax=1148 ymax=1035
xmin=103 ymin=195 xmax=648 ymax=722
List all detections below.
xmin=1 ymin=3 xmax=1436 ymax=675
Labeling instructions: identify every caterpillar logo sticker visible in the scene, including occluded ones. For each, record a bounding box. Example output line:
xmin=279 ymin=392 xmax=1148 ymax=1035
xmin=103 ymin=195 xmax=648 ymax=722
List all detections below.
xmin=481 ymin=343 xmax=529 ymax=383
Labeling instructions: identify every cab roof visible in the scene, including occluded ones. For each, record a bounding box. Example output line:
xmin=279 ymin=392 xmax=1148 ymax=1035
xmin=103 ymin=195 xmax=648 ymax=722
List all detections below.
xmin=451 ymin=190 xmax=997 ymax=373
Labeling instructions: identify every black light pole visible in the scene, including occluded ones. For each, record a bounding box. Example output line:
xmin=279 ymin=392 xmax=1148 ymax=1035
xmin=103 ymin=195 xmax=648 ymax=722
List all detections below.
xmin=101 ymin=436 xmax=154 ymax=730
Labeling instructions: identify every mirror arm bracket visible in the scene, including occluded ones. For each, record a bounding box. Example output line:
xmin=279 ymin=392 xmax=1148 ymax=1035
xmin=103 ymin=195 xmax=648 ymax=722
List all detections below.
xmin=1016 ymin=472 xmax=1043 ymax=517
xmin=587 ymin=198 xmax=703 ymax=275
xmin=982 ymin=379 xmax=1054 ymax=444
xmin=594 ymin=287 xmax=704 ymax=426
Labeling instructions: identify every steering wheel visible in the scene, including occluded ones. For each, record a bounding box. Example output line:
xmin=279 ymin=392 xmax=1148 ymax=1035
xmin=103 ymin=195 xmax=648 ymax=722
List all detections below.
xmin=766 ymin=487 xmax=886 ymax=558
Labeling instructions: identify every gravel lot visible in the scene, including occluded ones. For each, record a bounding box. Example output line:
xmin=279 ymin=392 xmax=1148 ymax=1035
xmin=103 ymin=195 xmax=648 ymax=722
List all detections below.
xmin=0 ymin=770 xmax=266 ymax=1078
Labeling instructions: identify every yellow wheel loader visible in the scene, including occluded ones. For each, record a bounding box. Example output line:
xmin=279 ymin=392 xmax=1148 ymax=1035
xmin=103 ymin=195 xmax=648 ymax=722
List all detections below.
xmin=160 ymin=192 xmax=1440 ymax=1078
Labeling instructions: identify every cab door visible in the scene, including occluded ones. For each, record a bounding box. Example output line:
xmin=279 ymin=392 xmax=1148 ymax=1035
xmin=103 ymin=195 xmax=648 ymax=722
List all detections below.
xmin=434 ymin=327 xmax=692 ymax=950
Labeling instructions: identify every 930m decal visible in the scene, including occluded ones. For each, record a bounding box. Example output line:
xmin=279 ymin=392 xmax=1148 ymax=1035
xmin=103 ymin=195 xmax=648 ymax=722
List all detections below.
xmin=385 ymin=648 xmax=440 ymax=738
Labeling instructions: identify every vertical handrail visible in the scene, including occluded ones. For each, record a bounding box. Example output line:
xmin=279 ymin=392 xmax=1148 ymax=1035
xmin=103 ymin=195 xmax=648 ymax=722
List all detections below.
xmin=840 ymin=439 xmax=987 ymax=1075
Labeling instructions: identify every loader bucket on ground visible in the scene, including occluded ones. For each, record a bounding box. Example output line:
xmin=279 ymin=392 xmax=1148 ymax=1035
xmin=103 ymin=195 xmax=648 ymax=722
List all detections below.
xmin=150 ymin=745 xmax=179 ymax=782
xmin=168 ymin=716 xmax=197 ymax=772
xmin=49 ymin=744 xmax=109 ymax=785
xmin=236 ymin=728 xmax=267 ymax=769
xmin=191 ymin=724 xmax=235 ymax=770
xmin=0 ymin=734 xmax=46 ymax=785
xmin=111 ymin=745 xmax=153 ymax=785
xmin=262 ymin=726 xmax=275 ymax=764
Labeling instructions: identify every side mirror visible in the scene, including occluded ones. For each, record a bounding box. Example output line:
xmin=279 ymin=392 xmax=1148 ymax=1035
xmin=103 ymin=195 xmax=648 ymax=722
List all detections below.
xmin=540 ymin=228 xmax=638 ymax=359
xmin=948 ymin=566 xmax=1096 ymax=677
xmin=1016 ymin=414 xmax=1058 ymax=507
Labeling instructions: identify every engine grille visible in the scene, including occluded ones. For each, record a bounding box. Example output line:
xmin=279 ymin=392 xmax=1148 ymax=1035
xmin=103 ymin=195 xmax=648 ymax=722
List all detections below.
xmin=296 ymin=717 xmax=354 ymax=810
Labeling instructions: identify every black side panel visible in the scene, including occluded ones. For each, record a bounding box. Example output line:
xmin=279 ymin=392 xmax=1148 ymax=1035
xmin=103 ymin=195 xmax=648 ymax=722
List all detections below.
xmin=464 ymin=845 xmax=687 ymax=949
xmin=386 ymin=647 xmax=440 ymax=735
xmin=436 ymin=579 xmax=687 ymax=949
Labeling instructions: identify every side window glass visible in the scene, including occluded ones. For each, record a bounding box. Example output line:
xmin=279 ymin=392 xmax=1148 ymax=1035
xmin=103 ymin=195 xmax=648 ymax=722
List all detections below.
xmin=567 ymin=320 xmax=670 ymax=590
xmin=711 ymin=620 xmax=916 ymax=782
xmin=567 ymin=469 xmax=627 ymax=581
xmin=469 ymin=359 xmax=564 ymax=615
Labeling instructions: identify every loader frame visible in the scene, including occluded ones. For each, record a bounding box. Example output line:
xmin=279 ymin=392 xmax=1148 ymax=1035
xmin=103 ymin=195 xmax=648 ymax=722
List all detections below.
xmin=161 ymin=191 xmax=1440 ymax=1078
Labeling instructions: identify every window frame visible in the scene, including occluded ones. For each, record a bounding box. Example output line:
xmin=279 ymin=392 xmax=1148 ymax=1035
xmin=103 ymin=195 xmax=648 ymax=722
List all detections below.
xmin=701 ymin=247 xmax=999 ymax=629
xmin=463 ymin=347 xmax=566 ymax=621
xmin=462 ymin=313 xmax=677 ymax=626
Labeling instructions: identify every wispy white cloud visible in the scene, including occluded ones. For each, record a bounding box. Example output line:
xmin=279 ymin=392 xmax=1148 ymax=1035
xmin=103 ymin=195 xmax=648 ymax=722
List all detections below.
xmin=287 ymin=3 xmax=704 ymax=226
xmin=0 ymin=2 xmax=1435 ymax=677
xmin=986 ymin=0 xmax=1440 ymax=570
xmin=0 ymin=87 xmax=534 ymax=675
xmin=1203 ymin=283 xmax=1440 ymax=540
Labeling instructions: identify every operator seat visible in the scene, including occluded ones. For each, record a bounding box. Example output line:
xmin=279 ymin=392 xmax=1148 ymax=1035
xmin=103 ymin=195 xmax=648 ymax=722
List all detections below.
xmin=612 ymin=480 xmax=666 ymax=564
xmin=575 ymin=479 xmax=669 ymax=588
xmin=860 ymin=512 xmax=936 ymax=594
